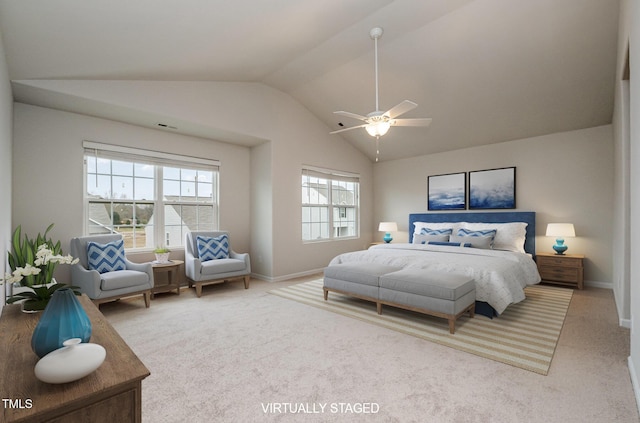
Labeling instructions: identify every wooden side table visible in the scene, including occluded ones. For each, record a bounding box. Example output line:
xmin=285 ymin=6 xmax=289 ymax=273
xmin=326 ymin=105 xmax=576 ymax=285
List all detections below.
xmin=151 ymin=259 xmax=184 ymax=297
xmin=536 ymin=253 xmax=584 ymax=289
xmin=0 ymin=295 xmax=149 ymax=422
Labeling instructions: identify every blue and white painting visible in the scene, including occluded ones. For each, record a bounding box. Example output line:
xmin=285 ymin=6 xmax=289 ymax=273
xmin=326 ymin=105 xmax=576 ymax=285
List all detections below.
xmin=428 ymin=172 xmax=466 ymax=210
xmin=469 ymin=167 xmax=515 ymax=209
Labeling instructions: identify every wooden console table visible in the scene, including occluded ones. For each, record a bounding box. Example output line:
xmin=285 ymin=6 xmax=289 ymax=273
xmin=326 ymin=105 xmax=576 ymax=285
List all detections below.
xmin=0 ymin=295 xmax=150 ymax=422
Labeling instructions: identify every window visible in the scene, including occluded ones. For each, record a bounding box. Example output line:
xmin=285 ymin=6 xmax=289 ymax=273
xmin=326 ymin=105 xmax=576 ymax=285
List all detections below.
xmin=84 ymin=141 xmax=219 ymax=250
xmin=302 ymin=166 xmax=359 ymax=241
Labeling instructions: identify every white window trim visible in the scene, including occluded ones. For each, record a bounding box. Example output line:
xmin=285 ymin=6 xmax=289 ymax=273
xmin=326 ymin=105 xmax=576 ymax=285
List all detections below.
xmin=302 ymin=165 xmax=360 ymax=243
xmin=83 ymin=141 xmax=220 ymax=250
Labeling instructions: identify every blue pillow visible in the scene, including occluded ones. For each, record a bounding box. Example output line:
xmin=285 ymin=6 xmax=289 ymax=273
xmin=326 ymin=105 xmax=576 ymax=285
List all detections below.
xmin=457 ymin=228 xmax=496 ymax=242
xmin=420 ymin=228 xmax=453 ymax=236
xmin=87 ymin=239 xmax=126 ymax=274
xmin=197 ymin=234 xmax=229 ymax=261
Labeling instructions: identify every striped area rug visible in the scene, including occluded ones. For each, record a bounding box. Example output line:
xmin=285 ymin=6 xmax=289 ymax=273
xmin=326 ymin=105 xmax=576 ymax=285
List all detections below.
xmin=269 ymin=279 xmax=573 ymax=375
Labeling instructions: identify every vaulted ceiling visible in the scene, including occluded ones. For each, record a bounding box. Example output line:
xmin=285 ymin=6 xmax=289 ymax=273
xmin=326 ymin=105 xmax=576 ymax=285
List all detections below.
xmin=0 ymin=0 xmax=620 ymax=161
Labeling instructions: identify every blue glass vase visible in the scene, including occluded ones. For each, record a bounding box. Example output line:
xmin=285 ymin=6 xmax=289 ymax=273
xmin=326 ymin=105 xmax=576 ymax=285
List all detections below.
xmin=31 ymin=288 xmax=92 ymax=358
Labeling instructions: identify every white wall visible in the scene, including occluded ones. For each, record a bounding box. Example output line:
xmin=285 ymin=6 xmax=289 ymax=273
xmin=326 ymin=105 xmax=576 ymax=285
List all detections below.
xmin=12 ymin=103 xmax=252 ymax=282
xmin=11 ymin=81 xmax=374 ymax=280
xmin=0 ymin=30 xmax=12 ymax=309
xmin=614 ymin=0 xmax=632 ymax=326
xmin=250 ymin=141 xmax=273 ymax=277
xmin=626 ymin=0 xmax=640 ymax=413
xmin=374 ymin=125 xmax=614 ymax=285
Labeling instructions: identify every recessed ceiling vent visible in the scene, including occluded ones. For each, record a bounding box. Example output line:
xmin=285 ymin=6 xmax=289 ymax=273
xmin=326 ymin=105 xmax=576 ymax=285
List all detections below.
xmin=156 ymin=123 xmax=178 ymax=130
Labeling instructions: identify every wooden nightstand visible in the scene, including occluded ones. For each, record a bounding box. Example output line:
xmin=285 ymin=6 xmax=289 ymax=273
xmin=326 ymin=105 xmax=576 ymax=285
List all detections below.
xmin=536 ymin=253 xmax=584 ymax=289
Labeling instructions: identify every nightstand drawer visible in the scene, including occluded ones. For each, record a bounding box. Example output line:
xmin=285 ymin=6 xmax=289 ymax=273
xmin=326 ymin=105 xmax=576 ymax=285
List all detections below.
xmin=536 ymin=255 xmax=582 ymax=268
xmin=539 ymin=266 xmax=579 ymax=282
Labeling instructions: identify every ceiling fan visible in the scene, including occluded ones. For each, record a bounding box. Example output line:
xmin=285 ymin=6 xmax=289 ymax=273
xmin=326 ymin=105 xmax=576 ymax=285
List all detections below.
xmin=330 ymin=27 xmax=432 ymax=159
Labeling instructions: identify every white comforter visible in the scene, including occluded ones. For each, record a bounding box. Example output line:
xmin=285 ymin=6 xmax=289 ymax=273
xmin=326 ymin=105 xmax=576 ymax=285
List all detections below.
xmin=329 ymin=243 xmax=541 ymax=314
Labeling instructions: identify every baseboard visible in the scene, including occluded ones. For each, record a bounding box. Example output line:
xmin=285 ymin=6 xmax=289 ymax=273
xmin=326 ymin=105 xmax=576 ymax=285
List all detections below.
xmin=251 ymin=268 xmax=324 ymax=283
xmin=621 ymin=319 xmax=632 ymax=329
xmin=584 ymin=280 xmax=613 ymax=289
xmin=628 ymin=356 xmax=640 ymax=416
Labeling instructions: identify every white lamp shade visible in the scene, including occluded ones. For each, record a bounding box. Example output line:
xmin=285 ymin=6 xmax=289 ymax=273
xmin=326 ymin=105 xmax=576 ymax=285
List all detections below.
xmin=545 ymin=223 xmax=575 ymax=237
xmin=378 ymin=222 xmax=398 ymax=232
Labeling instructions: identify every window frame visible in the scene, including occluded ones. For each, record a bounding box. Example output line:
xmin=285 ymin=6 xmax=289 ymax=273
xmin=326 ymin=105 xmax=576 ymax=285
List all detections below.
xmin=302 ymin=165 xmax=360 ymax=243
xmin=83 ymin=141 xmax=220 ymax=251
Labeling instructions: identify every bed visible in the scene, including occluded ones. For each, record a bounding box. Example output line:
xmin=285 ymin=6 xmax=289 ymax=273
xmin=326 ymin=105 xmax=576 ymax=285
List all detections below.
xmin=328 ymin=211 xmax=541 ymax=316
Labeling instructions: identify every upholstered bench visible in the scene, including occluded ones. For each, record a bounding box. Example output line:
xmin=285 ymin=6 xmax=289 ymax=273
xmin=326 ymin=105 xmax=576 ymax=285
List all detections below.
xmin=323 ymin=262 xmax=402 ymax=304
xmin=378 ymin=268 xmax=475 ymax=334
xmin=323 ymin=263 xmax=475 ymax=334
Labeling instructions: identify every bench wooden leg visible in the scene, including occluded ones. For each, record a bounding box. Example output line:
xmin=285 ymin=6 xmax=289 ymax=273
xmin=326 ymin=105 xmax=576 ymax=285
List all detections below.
xmin=377 ymin=302 xmax=382 ymax=315
xmin=449 ymin=319 xmax=455 ymax=334
xmin=243 ymin=275 xmax=250 ymax=289
xmin=196 ymin=284 xmax=203 ymax=298
xmin=143 ymin=291 xmax=151 ymax=308
xmin=323 ymin=289 xmax=328 ymax=301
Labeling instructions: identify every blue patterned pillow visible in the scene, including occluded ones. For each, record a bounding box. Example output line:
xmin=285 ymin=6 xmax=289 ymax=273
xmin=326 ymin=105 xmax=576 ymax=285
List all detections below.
xmin=420 ymin=228 xmax=453 ymax=236
xmin=197 ymin=234 xmax=229 ymax=261
xmin=87 ymin=239 xmax=126 ymax=274
xmin=457 ymin=228 xmax=497 ymax=240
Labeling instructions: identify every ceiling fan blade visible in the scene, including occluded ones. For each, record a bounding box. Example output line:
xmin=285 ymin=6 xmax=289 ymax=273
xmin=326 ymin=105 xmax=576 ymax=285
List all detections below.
xmin=330 ymin=124 xmax=368 ymax=134
xmin=334 ymin=111 xmax=369 ymax=122
xmin=391 ymin=118 xmax=433 ymax=127
xmin=384 ymin=100 xmax=418 ymax=118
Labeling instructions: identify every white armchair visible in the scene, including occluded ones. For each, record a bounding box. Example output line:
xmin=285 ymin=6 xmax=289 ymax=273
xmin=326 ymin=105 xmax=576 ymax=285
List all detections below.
xmin=185 ymin=231 xmax=251 ymax=297
xmin=70 ymin=234 xmax=153 ymax=307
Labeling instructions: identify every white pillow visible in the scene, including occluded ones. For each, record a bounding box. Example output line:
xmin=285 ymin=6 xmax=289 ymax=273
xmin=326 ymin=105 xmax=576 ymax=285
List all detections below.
xmin=413 ymin=221 xmax=463 ymax=235
xmin=459 ymin=222 xmax=527 ymax=253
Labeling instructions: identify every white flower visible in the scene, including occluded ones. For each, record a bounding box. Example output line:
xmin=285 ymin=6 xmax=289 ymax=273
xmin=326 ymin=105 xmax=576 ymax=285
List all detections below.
xmin=1 ymin=264 xmax=42 ymax=284
xmin=32 ymin=244 xmax=79 ymax=267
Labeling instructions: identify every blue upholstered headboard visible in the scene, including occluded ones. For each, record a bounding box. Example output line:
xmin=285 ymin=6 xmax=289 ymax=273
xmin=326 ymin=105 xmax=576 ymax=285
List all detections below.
xmin=408 ymin=211 xmax=536 ymax=255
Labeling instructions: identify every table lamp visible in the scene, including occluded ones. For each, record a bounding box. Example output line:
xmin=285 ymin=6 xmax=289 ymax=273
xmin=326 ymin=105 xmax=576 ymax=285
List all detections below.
xmin=378 ymin=222 xmax=397 ymax=243
xmin=545 ymin=223 xmax=575 ymax=255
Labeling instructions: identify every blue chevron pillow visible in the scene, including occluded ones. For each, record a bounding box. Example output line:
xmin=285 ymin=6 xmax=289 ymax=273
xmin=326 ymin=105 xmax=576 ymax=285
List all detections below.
xmin=457 ymin=228 xmax=497 ymax=240
xmin=420 ymin=227 xmax=453 ymax=236
xmin=197 ymin=234 xmax=229 ymax=262
xmin=87 ymin=239 xmax=126 ymax=274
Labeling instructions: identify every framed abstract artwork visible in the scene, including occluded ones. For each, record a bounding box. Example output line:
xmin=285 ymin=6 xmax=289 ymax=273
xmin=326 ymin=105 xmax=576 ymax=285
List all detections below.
xmin=427 ymin=172 xmax=466 ymax=210
xmin=469 ymin=167 xmax=516 ymax=209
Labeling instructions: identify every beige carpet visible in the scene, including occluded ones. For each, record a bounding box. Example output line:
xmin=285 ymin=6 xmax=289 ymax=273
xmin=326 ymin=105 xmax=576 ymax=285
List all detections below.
xmin=269 ymin=279 xmax=573 ymax=375
xmin=100 ymin=278 xmax=638 ymax=422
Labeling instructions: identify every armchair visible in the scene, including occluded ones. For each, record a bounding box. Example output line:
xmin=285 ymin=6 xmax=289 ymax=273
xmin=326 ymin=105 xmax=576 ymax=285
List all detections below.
xmin=70 ymin=234 xmax=153 ymax=307
xmin=185 ymin=231 xmax=251 ymax=297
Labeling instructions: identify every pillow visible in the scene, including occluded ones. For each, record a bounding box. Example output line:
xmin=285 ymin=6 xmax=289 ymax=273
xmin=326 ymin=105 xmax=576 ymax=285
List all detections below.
xmin=450 ymin=234 xmax=493 ymax=249
xmin=427 ymin=241 xmax=472 ymax=248
xmin=413 ymin=233 xmax=449 ymax=244
xmin=459 ymin=222 xmax=527 ymax=253
xmin=197 ymin=234 xmax=229 ymax=261
xmin=420 ymin=228 xmax=453 ymax=236
xmin=413 ymin=222 xmax=461 ymax=235
xmin=457 ymin=228 xmax=497 ymax=239
xmin=87 ymin=239 xmax=126 ymax=274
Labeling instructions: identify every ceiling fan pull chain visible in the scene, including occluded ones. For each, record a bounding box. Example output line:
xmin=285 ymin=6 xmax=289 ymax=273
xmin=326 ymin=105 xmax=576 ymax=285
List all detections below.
xmin=376 ymin=137 xmax=380 ymax=162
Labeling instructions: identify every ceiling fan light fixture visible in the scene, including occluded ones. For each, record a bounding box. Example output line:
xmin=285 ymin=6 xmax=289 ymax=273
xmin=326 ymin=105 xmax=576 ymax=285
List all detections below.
xmin=365 ymin=121 xmax=390 ymax=137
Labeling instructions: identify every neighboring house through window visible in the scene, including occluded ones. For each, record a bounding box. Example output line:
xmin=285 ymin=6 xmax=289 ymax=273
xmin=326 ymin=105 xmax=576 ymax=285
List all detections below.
xmin=302 ymin=166 xmax=359 ymax=241
xmin=83 ymin=141 xmax=219 ymax=250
